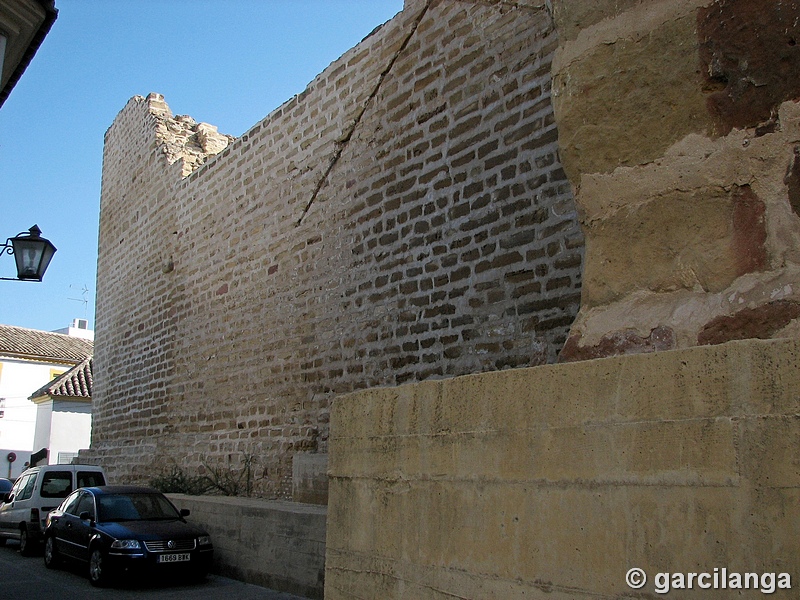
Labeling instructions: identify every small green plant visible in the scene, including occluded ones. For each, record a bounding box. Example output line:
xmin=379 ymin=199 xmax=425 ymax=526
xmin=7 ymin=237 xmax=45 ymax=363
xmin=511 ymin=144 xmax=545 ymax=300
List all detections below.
xmin=200 ymin=453 xmax=256 ymax=497
xmin=149 ymin=463 xmax=213 ymax=495
xmin=149 ymin=453 xmax=258 ymax=497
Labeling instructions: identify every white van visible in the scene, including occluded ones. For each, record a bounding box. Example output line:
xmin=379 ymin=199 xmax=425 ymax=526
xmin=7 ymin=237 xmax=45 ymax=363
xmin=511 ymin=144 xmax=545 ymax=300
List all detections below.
xmin=0 ymin=464 xmax=106 ymax=555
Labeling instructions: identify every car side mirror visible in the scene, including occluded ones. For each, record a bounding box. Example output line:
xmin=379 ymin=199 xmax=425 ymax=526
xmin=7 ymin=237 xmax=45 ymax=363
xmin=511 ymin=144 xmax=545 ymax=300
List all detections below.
xmin=4 ymin=494 xmax=13 ymax=504
xmin=79 ymin=511 xmax=92 ymax=521
xmin=180 ymin=509 xmax=190 ymax=517
xmin=0 ymin=493 xmax=8 ymax=503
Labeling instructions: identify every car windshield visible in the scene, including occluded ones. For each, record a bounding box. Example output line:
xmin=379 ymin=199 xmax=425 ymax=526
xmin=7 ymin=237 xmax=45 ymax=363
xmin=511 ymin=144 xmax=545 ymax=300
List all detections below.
xmin=96 ymin=493 xmax=181 ymax=522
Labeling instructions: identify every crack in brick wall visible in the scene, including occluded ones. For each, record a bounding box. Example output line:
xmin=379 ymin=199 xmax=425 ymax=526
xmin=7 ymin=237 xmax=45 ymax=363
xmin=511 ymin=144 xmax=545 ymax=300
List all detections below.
xmin=297 ymin=0 xmax=433 ymax=226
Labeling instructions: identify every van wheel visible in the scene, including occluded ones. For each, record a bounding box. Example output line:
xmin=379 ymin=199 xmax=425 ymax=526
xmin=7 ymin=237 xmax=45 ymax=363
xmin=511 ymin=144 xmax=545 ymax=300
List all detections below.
xmin=19 ymin=527 xmax=33 ymax=556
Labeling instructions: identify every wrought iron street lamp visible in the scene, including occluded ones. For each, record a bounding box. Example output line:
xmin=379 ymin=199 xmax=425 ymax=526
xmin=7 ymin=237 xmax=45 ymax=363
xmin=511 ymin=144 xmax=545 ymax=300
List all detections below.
xmin=0 ymin=225 xmax=57 ymax=281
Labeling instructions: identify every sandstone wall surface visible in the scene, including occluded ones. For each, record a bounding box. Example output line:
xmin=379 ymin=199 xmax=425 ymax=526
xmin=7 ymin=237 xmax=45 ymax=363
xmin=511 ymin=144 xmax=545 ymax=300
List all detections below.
xmin=326 ymin=338 xmax=800 ymax=599
xmin=90 ymin=0 xmax=582 ymax=497
xmin=553 ymin=0 xmax=800 ymax=361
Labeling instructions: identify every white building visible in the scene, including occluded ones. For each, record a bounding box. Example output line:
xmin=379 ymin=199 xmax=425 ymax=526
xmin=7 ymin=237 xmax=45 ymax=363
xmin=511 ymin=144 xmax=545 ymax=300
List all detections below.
xmin=52 ymin=318 xmax=94 ymax=341
xmin=31 ymin=356 xmax=93 ymax=467
xmin=0 ymin=323 xmax=93 ymax=478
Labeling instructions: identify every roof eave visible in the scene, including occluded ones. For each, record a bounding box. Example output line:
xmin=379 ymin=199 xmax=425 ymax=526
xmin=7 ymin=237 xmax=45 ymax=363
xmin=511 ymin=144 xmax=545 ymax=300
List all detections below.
xmin=0 ymin=351 xmax=82 ymax=365
xmin=31 ymin=393 xmax=91 ymax=403
xmin=0 ymin=0 xmax=58 ymax=109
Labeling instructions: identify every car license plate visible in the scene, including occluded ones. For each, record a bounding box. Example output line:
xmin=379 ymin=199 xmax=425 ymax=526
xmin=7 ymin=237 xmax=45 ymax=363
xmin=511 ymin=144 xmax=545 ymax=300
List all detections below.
xmin=158 ymin=553 xmax=190 ymax=563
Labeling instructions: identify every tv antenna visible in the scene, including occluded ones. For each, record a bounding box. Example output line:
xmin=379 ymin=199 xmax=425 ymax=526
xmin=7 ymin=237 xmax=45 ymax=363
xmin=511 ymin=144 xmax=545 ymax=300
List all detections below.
xmin=68 ymin=284 xmax=91 ymax=315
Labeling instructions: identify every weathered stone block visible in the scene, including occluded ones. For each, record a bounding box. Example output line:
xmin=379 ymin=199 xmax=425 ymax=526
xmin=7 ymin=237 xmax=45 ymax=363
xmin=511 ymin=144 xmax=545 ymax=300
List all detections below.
xmin=553 ymin=6 xmax=712 ymax=182
xmin=698 ymin=0 xmax=800 ymax=135
xmin=582 ymin=184 xmax=767 ymax=307
xmin=551 ymin=0 xmax=643 ymax=43
xmin=292 ymin=453 xmax=329 ymax=505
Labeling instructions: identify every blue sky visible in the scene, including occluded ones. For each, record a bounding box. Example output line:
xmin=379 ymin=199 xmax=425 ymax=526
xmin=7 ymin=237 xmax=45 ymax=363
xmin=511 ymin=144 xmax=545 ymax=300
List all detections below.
xmin=0 ymin=0 xmax=403 ymax=333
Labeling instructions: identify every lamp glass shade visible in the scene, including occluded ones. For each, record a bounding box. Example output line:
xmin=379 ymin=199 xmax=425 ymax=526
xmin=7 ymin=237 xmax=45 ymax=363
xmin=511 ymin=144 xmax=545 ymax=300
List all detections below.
xmin=10 ymin=230 xmax=57 ymax=281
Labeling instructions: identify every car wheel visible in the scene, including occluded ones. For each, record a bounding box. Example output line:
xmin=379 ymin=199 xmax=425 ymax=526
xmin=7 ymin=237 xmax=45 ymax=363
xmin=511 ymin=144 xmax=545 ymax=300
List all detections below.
xmin=88 ymin=547 xmax=108 ymax=587
xmin=19 ymin=527 xmax=33 ymax=556
xmin=44 ymin=536 xmax=60 ymax=569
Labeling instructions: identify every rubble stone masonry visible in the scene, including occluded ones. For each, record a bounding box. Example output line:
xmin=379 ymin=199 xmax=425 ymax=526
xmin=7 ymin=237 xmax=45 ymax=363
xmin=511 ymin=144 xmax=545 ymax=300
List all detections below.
xmin=552 ymin=0 xmax=800 ymax=360
xmin=89 ymin=0 xmax=583 ymax=497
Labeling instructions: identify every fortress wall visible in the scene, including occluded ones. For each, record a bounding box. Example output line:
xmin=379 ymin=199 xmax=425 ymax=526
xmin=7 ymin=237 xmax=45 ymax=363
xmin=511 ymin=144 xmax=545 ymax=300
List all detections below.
xmin=90 ymin=0 xmax=582 ymax=497
xmin=91 ymin=2 xmax=800 ymax=594
xmin=323 ymin=2 xmax=800 ymax=597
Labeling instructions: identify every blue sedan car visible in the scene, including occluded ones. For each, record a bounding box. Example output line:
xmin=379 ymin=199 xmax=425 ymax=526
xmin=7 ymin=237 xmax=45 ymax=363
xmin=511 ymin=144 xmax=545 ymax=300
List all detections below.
xmin=43 ymin=485 xmax=213 ymax=586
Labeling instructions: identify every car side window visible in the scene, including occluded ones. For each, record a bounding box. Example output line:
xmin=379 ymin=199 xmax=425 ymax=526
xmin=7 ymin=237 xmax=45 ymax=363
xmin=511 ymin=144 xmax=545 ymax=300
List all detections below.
xmin=75 ymin=493 xmax=95 ymax=520
xmin=60 ymin=491 xmax=82 ymax=515
xmin=18 ymin=473 xmax=38 ymax=501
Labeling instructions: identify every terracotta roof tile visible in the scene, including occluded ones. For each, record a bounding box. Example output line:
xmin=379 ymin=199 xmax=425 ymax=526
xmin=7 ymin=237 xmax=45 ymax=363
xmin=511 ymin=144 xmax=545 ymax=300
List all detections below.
xmin=0 ymin=324 xmax=93 ymax=363
xmin=30 ymin=356 xmax=93 ymax=400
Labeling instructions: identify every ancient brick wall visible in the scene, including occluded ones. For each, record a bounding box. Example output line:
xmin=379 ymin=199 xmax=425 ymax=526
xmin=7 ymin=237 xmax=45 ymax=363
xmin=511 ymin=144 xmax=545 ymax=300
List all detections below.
xmin=89 ymin=0 xmax=583 ymax=498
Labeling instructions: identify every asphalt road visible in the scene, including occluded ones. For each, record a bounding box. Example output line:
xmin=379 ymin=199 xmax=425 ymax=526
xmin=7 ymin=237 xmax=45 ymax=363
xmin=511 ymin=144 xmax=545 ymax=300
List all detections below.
xmin=0 ymin=539 xmax=311 ymax=600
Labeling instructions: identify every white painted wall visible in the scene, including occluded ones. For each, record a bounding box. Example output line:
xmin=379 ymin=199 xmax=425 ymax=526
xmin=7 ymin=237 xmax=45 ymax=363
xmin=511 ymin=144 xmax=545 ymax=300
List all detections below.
xmin=32 ymin=398 xmax=53 ymax=455
xmin=52 ymin=321 xmax=94 ymax=341
xmin=0 ymin=358 xmax=67 ymax=453
xmin=47 ymin=400 xmax=92 ymax=463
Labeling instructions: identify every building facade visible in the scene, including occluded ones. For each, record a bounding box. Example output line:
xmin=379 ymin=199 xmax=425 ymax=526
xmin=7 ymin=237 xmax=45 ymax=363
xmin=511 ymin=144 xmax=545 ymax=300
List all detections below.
xmin=30 ymin=355 xmax=93 ymax=466
xmin=0 ymin=324 xmax=92 ymax=477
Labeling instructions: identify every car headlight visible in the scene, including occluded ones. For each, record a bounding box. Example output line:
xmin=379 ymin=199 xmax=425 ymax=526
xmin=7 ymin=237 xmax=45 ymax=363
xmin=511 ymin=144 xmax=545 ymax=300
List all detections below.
xmin=197 ymin=535 xmax=212 ymax=546
xmin=111 ymin=539 xmax=142 ymax=550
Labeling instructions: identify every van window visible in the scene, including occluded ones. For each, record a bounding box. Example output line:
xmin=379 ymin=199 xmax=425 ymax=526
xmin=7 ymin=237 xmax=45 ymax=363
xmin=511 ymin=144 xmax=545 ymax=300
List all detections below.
xmin=19 ymin=473 xmax=38 ymax=501
xmin=12 ymin=473 xmax=30 ymax=500
xmin=77 ymin=471 xmax=105 ymax=488
xmin=10 ymin=474 xmax=27 ymax=497
xmin=40 ymin=471 xmax=72 ymax=499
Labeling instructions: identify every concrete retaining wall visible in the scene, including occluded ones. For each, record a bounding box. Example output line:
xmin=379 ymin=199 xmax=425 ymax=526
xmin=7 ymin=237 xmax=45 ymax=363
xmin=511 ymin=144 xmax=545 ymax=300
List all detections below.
xmin=326 ymin=338 xmax=800 ymax=599
xmin=168 ymin=494 xmax=326 ymax=599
